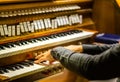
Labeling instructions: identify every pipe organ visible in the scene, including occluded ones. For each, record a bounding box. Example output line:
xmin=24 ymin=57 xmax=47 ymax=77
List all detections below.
xmin=0 ymin=0 xmax=97 ymax=82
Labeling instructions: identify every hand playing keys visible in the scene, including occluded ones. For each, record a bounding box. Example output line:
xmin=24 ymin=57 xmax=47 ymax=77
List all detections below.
xmin=34 ymin=50 xmax=55 ymax=64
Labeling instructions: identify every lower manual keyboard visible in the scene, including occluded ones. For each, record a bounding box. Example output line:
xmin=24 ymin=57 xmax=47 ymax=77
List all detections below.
xmin=0 ymin=60 xmax=45 ymax=81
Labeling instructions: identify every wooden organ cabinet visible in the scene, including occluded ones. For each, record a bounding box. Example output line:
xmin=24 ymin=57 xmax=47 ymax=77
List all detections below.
xmin=0 ymin=0 xmax=97 ymax=82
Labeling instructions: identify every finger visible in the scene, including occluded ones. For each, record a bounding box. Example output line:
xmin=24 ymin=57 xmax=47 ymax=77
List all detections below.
xmin=34 ymin=57 xmax=46 ymax=64
xmin=35 ymin=54 xmax=44 ymax=59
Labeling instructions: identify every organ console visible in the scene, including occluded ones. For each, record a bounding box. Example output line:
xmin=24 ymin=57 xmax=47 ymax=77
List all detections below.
xmin=0 ymin=0 xmax=97 ymax=82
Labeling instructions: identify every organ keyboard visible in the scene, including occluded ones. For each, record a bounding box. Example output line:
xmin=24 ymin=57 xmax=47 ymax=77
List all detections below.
xmin=0 ymin=30 xmax=94 ymax=58
xmin=0 ymin=60 xmax=45 ymax=78
xmin=0 ymin=0 xmax=97 ymax=82
xmin=0 ymin=60 xmax=63 ymax=82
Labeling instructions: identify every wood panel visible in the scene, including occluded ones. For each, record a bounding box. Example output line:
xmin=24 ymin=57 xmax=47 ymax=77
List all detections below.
xmin=37 ymin=69 xmax=88 ymax=82
xmin=114 ymin=0 xmax=120 ymax=35
xmin=93 ymin=0 xmax=115 ymax=34
xmin=0 ymin=0 xmax=92 ymax=11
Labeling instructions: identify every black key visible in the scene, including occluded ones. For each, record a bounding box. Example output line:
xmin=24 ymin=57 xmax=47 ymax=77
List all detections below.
xmin=27 ymin=39 xmax=36 ymax=43
xmin=14 ymin=41 xmax=23 ymax=46
xmin=0 ymin=45 xmax=5 ymax=50
xmin=16 ymin=64 xmax=24 ymax=69
xmin=0 ymin=68 xmax=9 ymax=73
xmin=25 ymin=61 xmax=34 ymax=66
xmin=3 ymin=44 xmax=11 ymax=48
xmin=59 ymin=33 xmax=65 ymax=36
xmin=12 ymin=65 xmax=21 ymax=70
xmin=42 ymin=37 xmax=47 ymax=41
xmin=20 ymin=41 xmax=26 ymax=45
xmin=41 ymin=37 xmax=47 ymax=40
xmin=6 ymin=43 xmax=16 ymax=48
xmin=0 ymin=70 xmax=5 ymax=74
xmin=69 ymin=31 xmax=75 ymax=34
xmin=10 ymin=43 xmax=16 ymax=47
xmin=56 ymin=34 xmax=63 ymax=37
xmin=50 ymin=35 xmax=56 ymax=38
xmin=19 ymin=62 xmax=30 ymax=67
xmin=31 ymin=39 xmax=38 ymax=42
xmin=2 ymin=68 xmax=9 ymax=73
xmin=75 ymin=30 xmax=83 ymax=33
xmin=64 ymin=32 xmax=69 ymax=36
xmin=36 ymin=38 xmax=43 ymax=41
xmin=22 ymin=41 xmax=28 ymax=44
xmin=45 ymin=37 xmax=49 ymax=40
xmin=6 ymin=66 xmax=16 ymax=71
xmin=52 ymin=35 xmax=57 ymax=38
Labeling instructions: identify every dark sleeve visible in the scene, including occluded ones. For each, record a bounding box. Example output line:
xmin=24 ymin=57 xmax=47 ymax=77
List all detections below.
xmin=51 ymin=44 xmax=120 ymax=80
xmin=82 ymin=44 xmax=117 ymax=55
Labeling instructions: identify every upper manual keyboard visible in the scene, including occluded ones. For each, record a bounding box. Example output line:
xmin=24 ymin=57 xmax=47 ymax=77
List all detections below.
xmin=0 ymin=30 xmax=94 ymax=58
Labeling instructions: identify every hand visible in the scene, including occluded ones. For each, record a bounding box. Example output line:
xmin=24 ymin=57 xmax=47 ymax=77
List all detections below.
xmin=64 ymin=45 xmax=83 ymax=52
xmin=34 ymin=50 xmax=55 ymax=64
